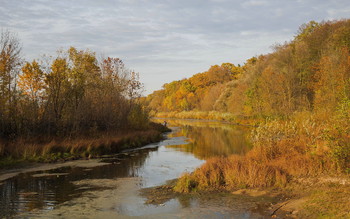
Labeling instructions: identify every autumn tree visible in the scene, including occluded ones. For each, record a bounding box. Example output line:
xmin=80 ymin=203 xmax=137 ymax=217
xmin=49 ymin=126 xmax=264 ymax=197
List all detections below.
xmin=0 ymin=32 xmax=151 ymax=146
xmin=97 ymin=57 xmax=130 ymax=129
xmin=18 ymin=60 xmax=45 ymax=102
xmin=45 ymin=57 xmax=70 ymax=129
xmin=145 ymin=62 xmax=241 ymax=112
xmin=0 ymin=30 xmax=22 ymax=136
xmin=314 ymin=48 xmax=350 ymax=112
xmin=16 ymin=60 xmax=45 ymax=130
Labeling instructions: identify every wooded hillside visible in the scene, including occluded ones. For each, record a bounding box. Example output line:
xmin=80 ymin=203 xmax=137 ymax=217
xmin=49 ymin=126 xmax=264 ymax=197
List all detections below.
xmin=146 ymin=19 xmax=350 ymax=118
xmin=147 ymin=20 xmax=350 ymax=177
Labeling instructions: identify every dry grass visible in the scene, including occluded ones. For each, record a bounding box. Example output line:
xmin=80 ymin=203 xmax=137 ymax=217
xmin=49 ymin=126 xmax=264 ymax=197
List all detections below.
xmin=174 ymin=153 xmax=289 ymax=193
xmin=155 ymin=110 xmax=262 ymax=127
xmin=175 ymin=112 xmax=349 ymax=193
xmin=156 ymin=111 xmax=237 ymax=122
xmin=0 ymin=123 xmax=168 ymax=165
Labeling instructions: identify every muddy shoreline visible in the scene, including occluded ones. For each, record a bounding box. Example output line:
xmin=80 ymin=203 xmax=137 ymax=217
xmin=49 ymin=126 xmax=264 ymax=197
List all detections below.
xmin=140 ymin=176 xmax=350 ymax=219
xmin=22 ymin=177 xmax=278 ymax=219
xmin=140 ymin=179 xmax=297 ymax=218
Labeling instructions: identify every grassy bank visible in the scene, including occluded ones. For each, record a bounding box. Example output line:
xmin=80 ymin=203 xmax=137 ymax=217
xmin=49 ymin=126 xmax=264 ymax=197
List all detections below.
xmin=155 ymin=111 xmax=236 ymax=122
xmin=173 ymin=112 xmax=350 ymax=217
xmin=0 ymin=122 xmax=170 ymax=168
xmin=154 ymin=110 xmax=262 ymax=126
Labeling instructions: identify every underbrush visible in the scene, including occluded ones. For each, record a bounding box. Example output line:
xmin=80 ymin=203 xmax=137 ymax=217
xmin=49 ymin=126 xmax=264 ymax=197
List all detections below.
xmin=174 ymin=111 xmax=350 ymax=193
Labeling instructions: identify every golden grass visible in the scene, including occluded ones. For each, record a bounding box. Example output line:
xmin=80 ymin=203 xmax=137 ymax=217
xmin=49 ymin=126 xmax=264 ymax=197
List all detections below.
xmin=0 ymin=123 xmax=167 ymax=164
xmin=155 ymin=110 xmax=263 ymax=126
xmin=175 ymin=113 xmax=348 ymax=193
xmin=174 ymin=152 xmax=290 ymax=193
xmin=156 ymin=111 xmax=237 ymax=122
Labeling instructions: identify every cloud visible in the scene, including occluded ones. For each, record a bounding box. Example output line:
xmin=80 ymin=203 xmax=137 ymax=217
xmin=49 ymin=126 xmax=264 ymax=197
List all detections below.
xmin=241 ymin=0 xmax=268 ymax=7
xmin=327 ymin=7 xmax=350 ymax=20
xmin=0 ymin=0 xmax=349 ymax=93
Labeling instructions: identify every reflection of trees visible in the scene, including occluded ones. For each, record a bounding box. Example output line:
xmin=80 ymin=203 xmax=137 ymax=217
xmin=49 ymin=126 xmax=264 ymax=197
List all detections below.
xmin=153 ymin=118 xmax=250 ymax=131
xmin=164 ymin=119 xmax=252 ymax=160
xmin=0 ymin=148 xmax=155 ymax=218
xmin=1 ymin=120 xmax=251 ymax=217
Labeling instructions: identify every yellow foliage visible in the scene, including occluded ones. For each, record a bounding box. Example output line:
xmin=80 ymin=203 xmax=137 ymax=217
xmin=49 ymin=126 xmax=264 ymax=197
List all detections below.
xmin=18 ymin=60 xmax=45 ymax=101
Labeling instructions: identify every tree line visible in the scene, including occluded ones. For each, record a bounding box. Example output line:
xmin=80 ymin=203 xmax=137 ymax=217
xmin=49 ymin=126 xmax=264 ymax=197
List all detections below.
xmin=145 ymin=19 xmax=350 ymax=118
xmin=146 ymin=19 xmax=350 ymax=172
xmin=145 ymin=63 xmax=243 ymax=112
xmin=0 ymin=31 xmax=148 ymax=141
xmin=171 ymin=20 xmax=350 ymax=201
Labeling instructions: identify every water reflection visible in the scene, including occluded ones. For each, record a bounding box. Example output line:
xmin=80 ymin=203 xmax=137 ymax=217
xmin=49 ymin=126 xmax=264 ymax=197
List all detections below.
xmin=154 ymin=118 xmax=252 ymax=159
xmin=0 ymin=119 xmax=253 ymax=218
xmin=0 ymin=149 xmax=154 ymax=218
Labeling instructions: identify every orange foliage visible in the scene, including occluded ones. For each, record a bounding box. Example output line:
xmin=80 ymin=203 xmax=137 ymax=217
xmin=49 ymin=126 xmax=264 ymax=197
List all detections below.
xmin=146 ymin=63 xmax=242 ymax=112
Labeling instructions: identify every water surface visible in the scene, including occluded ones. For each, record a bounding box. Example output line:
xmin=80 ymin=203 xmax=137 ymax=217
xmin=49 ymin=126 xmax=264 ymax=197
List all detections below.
xmin=0 ymin=119 xmax=270 ymax=218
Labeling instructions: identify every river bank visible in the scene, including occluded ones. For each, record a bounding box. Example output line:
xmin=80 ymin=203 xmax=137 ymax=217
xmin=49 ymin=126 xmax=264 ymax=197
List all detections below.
xmin=169 ymin=113 xmax=350 ymax=218
xmin=144 ymin=175 xmax=350 ymax=218
xmin=1 ymin=118 xmax=348 ymax=218
xmin=154 ymin=110 xmax=261 ymax=126
xmin=1 ymin=118 xmax=274 ymax=218
xmin=0 ymin=122 xmax=170 ymax=169
xmin=0 ymin=123 xmax=207 ymax=218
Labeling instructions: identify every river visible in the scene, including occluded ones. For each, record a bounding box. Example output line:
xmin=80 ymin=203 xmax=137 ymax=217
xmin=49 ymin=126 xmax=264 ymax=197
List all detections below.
xmin=0 ymin=119 xmax=273 ymax=218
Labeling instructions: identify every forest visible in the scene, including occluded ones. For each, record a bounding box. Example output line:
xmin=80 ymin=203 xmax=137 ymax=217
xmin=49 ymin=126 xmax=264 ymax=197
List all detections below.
xmin=146 ymin=20 xmax=350 ymax=198
xmin=0 ymin=31 xmax=166 ymax=164
xmin=146 ymin=20 xmax=350 ymax=119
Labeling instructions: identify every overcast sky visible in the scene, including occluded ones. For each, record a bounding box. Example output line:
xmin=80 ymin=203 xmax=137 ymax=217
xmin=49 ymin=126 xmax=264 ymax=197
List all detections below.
xmin=1 ymin=0 xmax=349 ymax=94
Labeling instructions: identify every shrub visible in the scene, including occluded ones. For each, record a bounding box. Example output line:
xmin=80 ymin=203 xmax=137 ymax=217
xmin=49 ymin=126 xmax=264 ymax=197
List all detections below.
xmin=174 ymin=172 xmax=198 ymax=193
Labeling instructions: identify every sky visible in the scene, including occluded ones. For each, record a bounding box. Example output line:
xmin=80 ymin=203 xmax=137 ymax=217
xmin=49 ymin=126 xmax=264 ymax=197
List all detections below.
xmin=1 ymin=0 xmax=350 ymax=94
